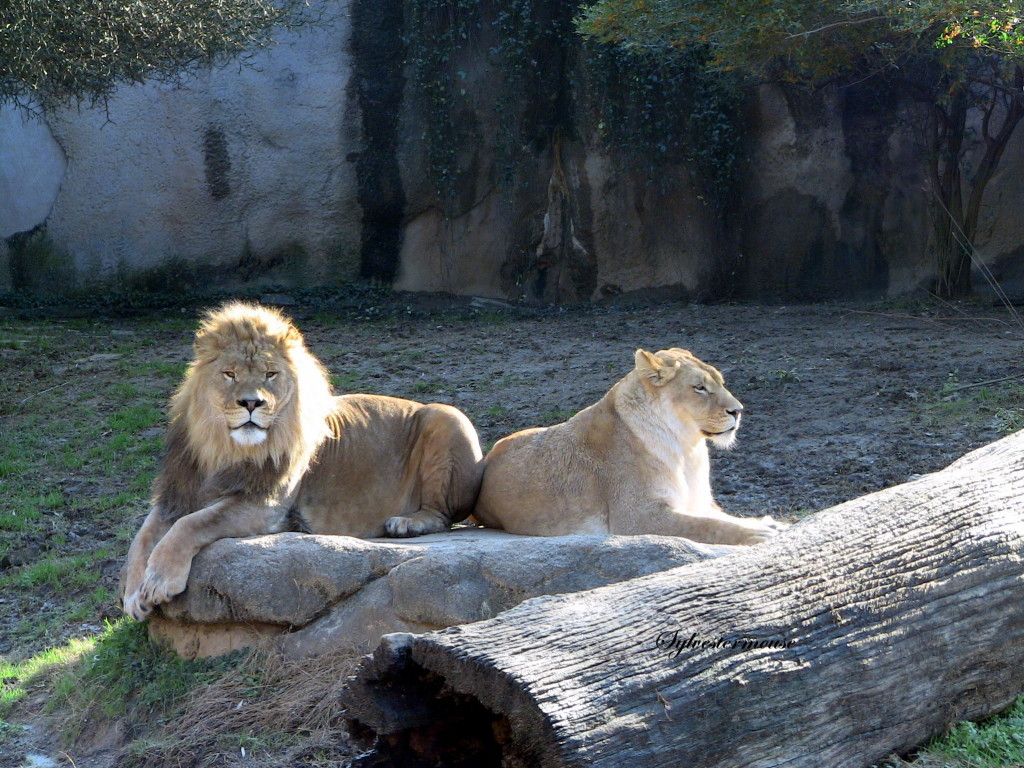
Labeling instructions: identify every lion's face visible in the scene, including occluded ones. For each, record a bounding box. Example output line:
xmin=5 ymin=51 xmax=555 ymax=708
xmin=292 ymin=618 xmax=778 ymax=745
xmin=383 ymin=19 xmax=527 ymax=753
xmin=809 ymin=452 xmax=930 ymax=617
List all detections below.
xmin=171 ymin=302 xmax=334 ymax=473
xmin=636 ymin=348 xmax=744 ymax=449
xmin=213 ymin=348 xmax=296 ymax=448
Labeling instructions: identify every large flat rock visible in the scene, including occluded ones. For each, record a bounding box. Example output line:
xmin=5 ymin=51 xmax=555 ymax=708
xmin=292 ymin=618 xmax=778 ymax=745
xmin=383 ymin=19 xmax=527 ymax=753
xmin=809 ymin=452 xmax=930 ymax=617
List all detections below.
xmin=149 ymin=528 xmax=731 ymax=658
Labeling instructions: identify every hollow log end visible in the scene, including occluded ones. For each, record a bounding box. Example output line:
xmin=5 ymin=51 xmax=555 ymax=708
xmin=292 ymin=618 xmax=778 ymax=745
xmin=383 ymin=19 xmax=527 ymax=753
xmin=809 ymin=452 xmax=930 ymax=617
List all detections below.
xmin=345 ymin=631 xmax=557 ymax=768
xmin=344 ymin=632 xmax=518 ymax=767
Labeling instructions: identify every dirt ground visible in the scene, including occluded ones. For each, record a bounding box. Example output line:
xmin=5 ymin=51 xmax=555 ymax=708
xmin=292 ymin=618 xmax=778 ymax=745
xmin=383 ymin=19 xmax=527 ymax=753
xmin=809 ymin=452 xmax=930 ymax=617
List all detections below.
xmin=2 ymin=294 xmax=1023 ymax=767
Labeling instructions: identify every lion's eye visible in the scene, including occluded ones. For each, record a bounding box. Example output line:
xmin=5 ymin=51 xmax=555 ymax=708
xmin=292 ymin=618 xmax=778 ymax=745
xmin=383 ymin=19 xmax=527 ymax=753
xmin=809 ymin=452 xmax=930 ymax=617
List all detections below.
xmin=694 ymin=384 xmax=708 ymax=394
xmin=223 ymin=371 xmax=236 ymax=381
xmin=266 ymin=372 xmax=278 ymax=381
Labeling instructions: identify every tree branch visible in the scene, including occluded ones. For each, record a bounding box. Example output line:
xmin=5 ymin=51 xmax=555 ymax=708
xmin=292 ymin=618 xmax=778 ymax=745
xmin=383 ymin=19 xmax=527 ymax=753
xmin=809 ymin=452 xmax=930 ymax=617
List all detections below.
xmin=783 ymin=13 xmax=885 ymax=39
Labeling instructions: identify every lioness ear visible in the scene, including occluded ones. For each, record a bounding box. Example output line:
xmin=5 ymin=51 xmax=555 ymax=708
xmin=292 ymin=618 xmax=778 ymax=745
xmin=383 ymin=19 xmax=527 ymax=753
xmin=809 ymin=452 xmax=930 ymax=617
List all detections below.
xmin=634 ymin=349 xmax=681 ymax=386
xmin=283 ymin=324 xmax=304 ymax=348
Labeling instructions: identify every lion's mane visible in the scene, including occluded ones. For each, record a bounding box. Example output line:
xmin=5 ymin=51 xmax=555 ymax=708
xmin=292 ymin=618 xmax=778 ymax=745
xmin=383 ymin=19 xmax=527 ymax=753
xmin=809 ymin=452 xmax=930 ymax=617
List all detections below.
xmin=165 ymin=303 xmax=334 ymax=495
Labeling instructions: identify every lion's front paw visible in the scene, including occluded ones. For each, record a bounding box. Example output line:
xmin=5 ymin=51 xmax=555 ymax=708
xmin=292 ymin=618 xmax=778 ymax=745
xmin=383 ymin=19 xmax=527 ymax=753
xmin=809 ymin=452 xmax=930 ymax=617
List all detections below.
xmin=384 ymin=513 xmax=446 ymax=538
xmin=123 ymin=589 xmax=153 ymax=622
xmin=122 ymin=566 xmax=190 ymax=621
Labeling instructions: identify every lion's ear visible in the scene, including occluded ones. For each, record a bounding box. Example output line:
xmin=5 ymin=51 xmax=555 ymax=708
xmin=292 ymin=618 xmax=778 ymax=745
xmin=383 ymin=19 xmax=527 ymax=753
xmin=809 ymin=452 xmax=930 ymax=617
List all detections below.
xmin=634 ymin=349 xmax=681 ymax=386
xmin=193 ymin=328 xmax=222 ymax=362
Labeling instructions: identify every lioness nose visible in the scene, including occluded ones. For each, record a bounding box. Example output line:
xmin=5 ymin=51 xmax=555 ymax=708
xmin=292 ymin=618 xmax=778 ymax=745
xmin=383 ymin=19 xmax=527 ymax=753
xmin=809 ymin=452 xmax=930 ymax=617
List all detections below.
xmin=727 ymin=407 xmax=743 ymax=417
xmin=238 ymin=398 xmax=266 ymax=413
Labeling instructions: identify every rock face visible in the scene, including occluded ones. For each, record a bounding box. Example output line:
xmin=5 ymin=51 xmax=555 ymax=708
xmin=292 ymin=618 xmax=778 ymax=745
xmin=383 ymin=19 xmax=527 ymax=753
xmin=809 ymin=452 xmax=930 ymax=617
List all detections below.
xmin=148 ymin=528 xmax=730 ymax=659
xmin=5 ymin=0 xmax=1024 ymax=299
xmin=0 ymin=107 xmax=67 ymax=293
xmin=0 ymin=108 xmax=67 ymax=240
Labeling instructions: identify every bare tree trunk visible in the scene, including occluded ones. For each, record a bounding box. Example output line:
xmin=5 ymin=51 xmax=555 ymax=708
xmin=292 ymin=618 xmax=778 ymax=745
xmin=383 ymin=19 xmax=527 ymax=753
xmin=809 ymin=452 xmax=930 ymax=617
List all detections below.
xmin=929 ymin=85 xmax=971 ymax=299
xmin=344 ymin=430 xmax=1024 ymax=768
xmin=929 ymin=63 xmax=1024 ymax=299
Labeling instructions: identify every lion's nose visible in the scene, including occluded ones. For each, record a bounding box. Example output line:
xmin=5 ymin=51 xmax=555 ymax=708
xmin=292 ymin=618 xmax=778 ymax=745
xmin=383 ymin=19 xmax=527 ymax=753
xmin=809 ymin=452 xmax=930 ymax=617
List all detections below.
xmin=727 ymin=407 xmax=743 ymax=417
xmin=238 ymin=398 xmax=266 ymax=413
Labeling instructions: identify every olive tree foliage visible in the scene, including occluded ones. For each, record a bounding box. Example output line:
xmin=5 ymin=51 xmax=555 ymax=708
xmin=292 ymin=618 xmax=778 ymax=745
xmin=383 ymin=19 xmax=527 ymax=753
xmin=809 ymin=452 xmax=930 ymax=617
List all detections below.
xmin=0 ymin=0 xmax=309 ymax=112
xmin=578 ymin=1 xmax=1024 ymax=298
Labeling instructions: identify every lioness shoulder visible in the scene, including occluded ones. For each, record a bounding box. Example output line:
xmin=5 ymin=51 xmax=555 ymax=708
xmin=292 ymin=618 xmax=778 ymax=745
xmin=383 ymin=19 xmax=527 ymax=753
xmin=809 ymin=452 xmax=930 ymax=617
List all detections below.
xmin=473 ymin=348 xmax=785 ymax=545
xmin=120 ymin=302 xmax=483 ymax=620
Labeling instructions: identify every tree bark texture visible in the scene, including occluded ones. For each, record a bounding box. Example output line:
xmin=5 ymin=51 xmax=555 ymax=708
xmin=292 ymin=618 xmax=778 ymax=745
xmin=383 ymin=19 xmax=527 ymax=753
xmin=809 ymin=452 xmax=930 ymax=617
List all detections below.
xmin=344 ymin=430 xmax=1024 ymax=768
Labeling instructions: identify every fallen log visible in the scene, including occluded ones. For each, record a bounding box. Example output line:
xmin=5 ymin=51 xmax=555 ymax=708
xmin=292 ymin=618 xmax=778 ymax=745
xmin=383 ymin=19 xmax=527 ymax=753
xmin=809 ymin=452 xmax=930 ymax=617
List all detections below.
xmin=343 ymin=430 xmax=1024 ymax=768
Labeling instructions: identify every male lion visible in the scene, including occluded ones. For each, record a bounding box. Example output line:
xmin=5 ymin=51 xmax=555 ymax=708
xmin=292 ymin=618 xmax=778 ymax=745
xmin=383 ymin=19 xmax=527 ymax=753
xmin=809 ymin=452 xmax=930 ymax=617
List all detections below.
xmin=473 ymin=348 xmax=785 ymax=544
xmin=121 ymin=302 xmax=483 ymax=621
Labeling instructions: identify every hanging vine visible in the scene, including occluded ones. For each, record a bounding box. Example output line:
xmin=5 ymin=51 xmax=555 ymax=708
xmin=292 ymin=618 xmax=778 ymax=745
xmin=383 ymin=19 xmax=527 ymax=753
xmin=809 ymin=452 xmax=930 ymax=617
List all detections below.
xmin=403 ymin=1 xmax=746 ymax=210
xmin=582 ymin=42 xmax=746 ymax=203
xmin=404 ymin=0 xmax=482 ymax=207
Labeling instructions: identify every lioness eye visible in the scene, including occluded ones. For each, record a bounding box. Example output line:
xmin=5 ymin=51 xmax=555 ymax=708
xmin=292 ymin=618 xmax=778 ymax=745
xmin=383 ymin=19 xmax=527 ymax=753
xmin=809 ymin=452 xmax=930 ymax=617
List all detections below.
xmin=223 ymin=371 xmax=236 ymax=380
xmin=266 ymin=372 xmax=278 ymax=381
xmin=694 ymin=384 xmax=708 ymax=394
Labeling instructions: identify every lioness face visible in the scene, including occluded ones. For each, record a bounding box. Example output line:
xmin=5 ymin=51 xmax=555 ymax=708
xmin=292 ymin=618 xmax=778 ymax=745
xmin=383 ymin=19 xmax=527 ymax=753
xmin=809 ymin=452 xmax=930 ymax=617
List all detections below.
xmin=213 ymin=350 xmax=295 ymax=448
xmin=639 ymin=348 xmax=744 ymax=449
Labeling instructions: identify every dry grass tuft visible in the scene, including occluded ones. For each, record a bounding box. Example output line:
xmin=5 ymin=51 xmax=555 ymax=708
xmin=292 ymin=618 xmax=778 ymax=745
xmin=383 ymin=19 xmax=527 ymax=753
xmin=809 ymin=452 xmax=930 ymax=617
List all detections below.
xmin=120 ymin=645 xmax=362 ymax=767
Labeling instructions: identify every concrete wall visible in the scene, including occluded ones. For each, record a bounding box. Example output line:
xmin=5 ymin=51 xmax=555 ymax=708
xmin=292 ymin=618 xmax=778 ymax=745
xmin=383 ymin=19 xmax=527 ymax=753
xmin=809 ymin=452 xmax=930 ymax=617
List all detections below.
xmin=1 ymin=0 xmax=360 ymax=294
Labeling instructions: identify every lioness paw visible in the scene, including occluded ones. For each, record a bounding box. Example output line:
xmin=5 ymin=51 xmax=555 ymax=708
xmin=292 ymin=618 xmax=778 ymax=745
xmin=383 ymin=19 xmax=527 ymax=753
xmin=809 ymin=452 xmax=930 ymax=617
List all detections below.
xmin=740 ymin=516 xmax=788 ymax=544
xmin=760 ymin=515 xmax=789 ymax=532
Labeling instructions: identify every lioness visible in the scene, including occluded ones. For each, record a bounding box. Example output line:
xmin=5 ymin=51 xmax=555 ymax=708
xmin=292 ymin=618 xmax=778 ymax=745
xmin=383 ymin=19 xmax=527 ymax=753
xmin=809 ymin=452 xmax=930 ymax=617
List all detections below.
xmin=121 ymin=302 xmax=483 ymax=621
xmin=473 ymin=348 xmax=784 ymax=544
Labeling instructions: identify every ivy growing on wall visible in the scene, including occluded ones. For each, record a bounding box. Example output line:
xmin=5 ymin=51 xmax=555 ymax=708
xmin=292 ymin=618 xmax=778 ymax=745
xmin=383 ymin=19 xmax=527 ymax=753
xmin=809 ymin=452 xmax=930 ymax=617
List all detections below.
xmin=404 ymin=0 xmax=577 ymax=209
xmin=582 ymin=43 xmax=746 ymax=203
xmin=403 ymin=0 xmax=746 ymax=210
xmin=404 ymin=0 xmax=482 ymax=206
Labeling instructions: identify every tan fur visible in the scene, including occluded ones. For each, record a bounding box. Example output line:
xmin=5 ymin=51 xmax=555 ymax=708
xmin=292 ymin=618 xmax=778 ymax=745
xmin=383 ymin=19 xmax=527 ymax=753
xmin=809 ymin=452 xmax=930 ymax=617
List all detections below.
xmin=473 ymin=348 xmax=786 ymax=545
xmin=120 ymin=303 xmax=483 ymax=621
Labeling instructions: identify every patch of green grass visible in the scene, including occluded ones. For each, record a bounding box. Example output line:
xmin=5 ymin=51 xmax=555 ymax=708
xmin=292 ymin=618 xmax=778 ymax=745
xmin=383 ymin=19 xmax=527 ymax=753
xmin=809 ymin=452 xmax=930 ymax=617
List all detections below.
xmin=0 ymin=718 xmax=22 ymax=745
xmin=0 ymin=489 xmax=65 ymax=536
xmin=94 ymin=491 xmax=144 ymax=512
xmin=0 ymin=331 xmax=31 ymax=350
xmin=3 ymin=620 xmax=245 ymax=746
xmin=0 ymin=458 xmax=27 ymax=478
xmin=330 ymin=370 xmax=370 ymax=392
xmin=106 ymin=404 xmax=164 ymax=434
xmin=917 ymin=696 xmax=1024 ymax=767
xmin=409 ymin=377 xmax=447 ymax=395
xmin=0 ymin=507 xmax=42 ymax=534
xmin=991 ymin=406 xmax=1024 ymax=433
xmin=52 ymin=620 xmax=242 ymax=722
xmin=920 ymin=372 xmax=1024 ymax=433
xmin=33 ymin=335 xmax=56 ymax=353
xmin=402 ymin=349 xmax=425 ymax=363
xmin=472 ymin=373 xmax=529 ymax=393
xmin=143 ymin=360 xmax=188 ymax=380
xmin=12 ymin=551 xmax=107 ymax=591
xmin=111 ymin=381 xmax=142 ymax=401
xmin=768 ymin=367 xmax=801 ymax=383
xmin=0 ymin=634 xmax=96 ymax=718
xmin=60 ymin=446 xmax=87 ymax=470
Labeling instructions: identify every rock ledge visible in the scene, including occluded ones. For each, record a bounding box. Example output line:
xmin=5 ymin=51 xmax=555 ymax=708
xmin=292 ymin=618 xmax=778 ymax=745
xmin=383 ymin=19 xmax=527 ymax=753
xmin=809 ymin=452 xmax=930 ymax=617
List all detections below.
xmin=149 ymin=528 xmax=730 ymax=658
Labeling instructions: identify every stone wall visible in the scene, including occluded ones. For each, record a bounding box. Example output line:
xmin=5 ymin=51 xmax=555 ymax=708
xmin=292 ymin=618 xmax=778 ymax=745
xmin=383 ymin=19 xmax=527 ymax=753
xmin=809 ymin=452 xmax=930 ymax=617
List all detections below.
xmin=3 ymin=0 xmax=1024 ymax=300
